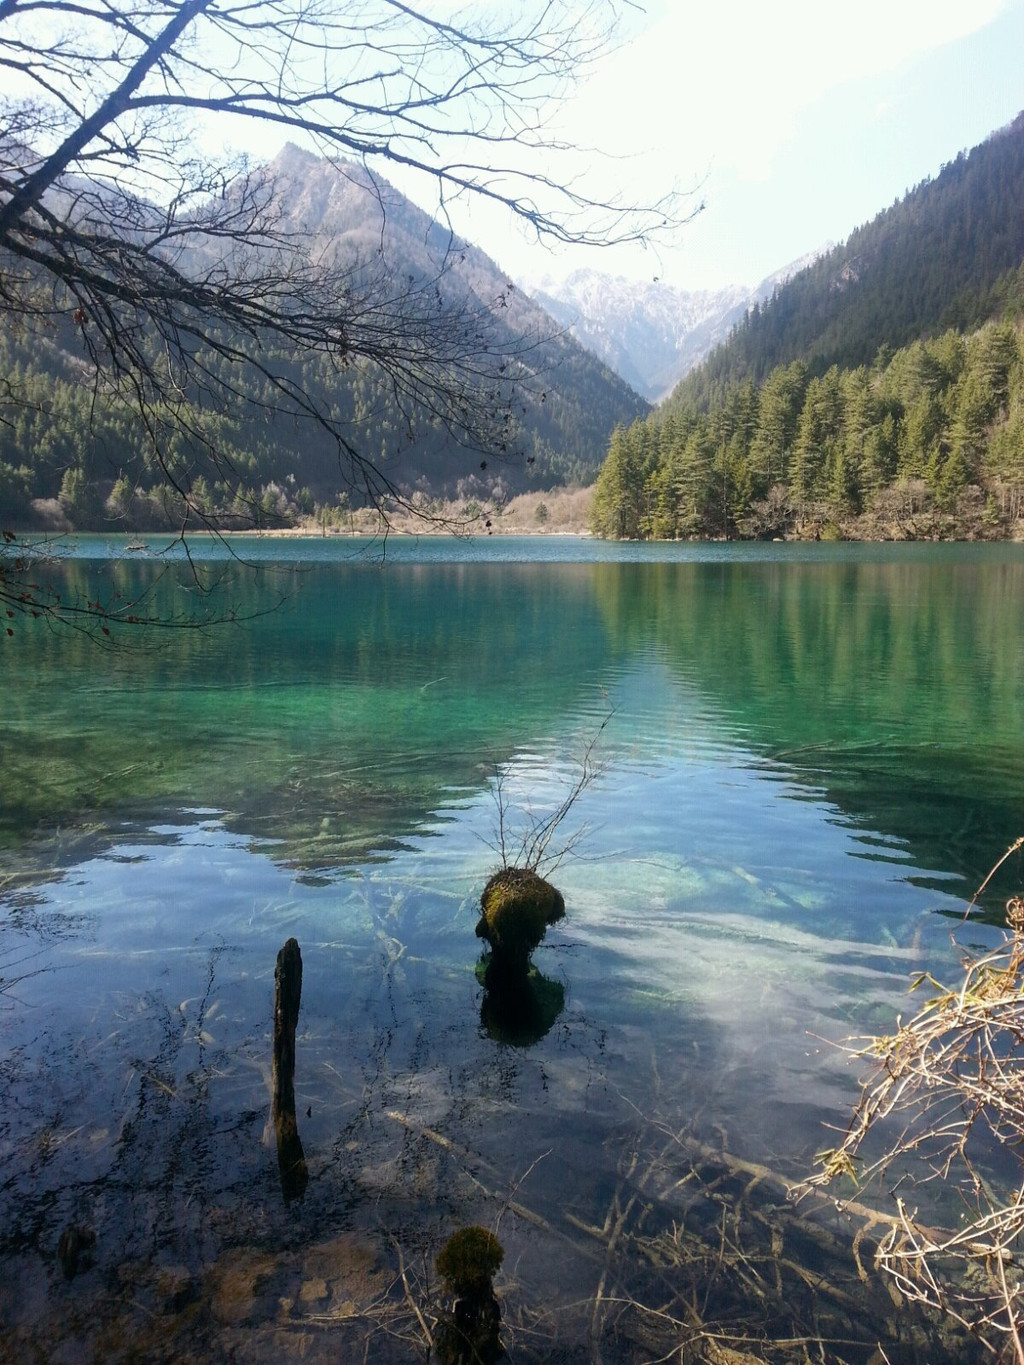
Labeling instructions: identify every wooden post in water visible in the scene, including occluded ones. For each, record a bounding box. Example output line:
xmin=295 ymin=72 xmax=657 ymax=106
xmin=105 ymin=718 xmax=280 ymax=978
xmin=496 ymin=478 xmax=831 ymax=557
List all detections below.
xmin=273 ymin=936 xmax=308 ymax=1203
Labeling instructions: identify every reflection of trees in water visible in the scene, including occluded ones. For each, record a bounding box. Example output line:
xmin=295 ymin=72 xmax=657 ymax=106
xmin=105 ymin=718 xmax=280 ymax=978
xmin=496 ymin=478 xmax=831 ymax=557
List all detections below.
xmin=4 ymin=548 xmax=1014 ymax=1357
xmin=7 ymin=549 xmax=1021 ymax=895
xmin=2 ymin=557 xmax=610 ymax=869
xmin=591 ymin=555 xmax=1024 ymax=907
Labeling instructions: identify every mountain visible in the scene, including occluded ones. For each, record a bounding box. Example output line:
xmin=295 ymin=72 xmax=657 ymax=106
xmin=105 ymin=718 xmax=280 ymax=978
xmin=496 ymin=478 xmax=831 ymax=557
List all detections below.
xmin=673 ymin=112 xmax=1024 ymax=409
xmin=532 ymin=272 xmax=747 ymax=401
xmin=255 ymin=145 xmax=653 ymax=487
xmin=590 ymin=112 xmax=1024 ymax=542
xmin=532 ymin=253 xmax=822 ymax=402
xmin=0 ymin=146 xmax=649 ymax=529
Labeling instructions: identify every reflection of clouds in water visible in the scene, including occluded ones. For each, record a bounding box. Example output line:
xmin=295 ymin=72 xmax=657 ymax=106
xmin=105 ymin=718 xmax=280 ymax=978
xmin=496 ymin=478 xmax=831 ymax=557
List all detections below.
xmin=540 ymin=745 xmax=976 ymax=1156
xmin=2 ymin=730 xmax=974 ymax=1161
xmin=2 ymin=544 xmax=1020 ymax=1360
xmin=0 ymin=779 xmax=983 ymax=1358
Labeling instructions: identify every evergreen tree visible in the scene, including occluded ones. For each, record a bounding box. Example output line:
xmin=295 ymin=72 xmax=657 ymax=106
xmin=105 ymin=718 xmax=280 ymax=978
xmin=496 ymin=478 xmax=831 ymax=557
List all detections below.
xmin=791 ymin=368 xmax=844 ymax=502
xmin=590 ymin=426 xmax=649 ymax=539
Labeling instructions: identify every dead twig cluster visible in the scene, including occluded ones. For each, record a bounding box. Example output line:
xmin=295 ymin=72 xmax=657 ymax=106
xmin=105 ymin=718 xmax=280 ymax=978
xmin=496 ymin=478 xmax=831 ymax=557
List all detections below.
xmin=488 ymin=705 xmax=613 ymax=875
xmin=386 ymin=1101 xmax=963 ymax=1364
xmin=808 ymin=839 xmax=1024 ymax=1363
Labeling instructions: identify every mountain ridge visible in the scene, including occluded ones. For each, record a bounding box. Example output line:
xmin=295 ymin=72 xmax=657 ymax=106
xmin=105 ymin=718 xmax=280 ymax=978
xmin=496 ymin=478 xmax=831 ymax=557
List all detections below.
xmin=532 ymin=251 xmax=825 ymax=402
xmin=0 ymin=146 xmax=650 ymax=529
xmin=588 ymin=110 xmax=1024 ymax=542
xmin=670 ymin=112 xmax=1024 ymax=409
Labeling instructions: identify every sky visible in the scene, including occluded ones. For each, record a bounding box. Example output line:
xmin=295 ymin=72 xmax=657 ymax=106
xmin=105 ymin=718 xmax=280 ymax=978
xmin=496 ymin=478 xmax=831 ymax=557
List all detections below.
xmin=438 ymin=0 xmax=1024 ymax=295
xmin=14 ymin=0 xmax=1021 ymax=301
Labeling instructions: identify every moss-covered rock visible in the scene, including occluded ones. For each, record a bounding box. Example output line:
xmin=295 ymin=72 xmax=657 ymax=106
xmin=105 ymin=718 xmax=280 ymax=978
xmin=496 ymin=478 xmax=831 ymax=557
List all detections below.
xmin=475 ymin=867 xmax=565 ymax=972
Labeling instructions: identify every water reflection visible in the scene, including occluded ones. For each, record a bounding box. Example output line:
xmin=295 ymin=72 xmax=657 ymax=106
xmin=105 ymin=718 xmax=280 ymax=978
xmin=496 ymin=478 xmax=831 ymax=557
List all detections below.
xmin=272 ymin=937 xmax=309 ymax=1205
xmin=477 ymin=957 xmax=566 ymax=1046
xmin=4 ymin=545 xmax=1021 ymax=905
xmin=0 ymin=801 xmax=992 ymax=1362
xmin=1 ymin=554 xmax=609 ymax=866
xmin=56 ymin=1224 xmax=97 ymax=1281
xmin=588 ymin=555 xmax=1024 ymax=905
xmin=2 ymin=544 xmax=1021 ymax=1361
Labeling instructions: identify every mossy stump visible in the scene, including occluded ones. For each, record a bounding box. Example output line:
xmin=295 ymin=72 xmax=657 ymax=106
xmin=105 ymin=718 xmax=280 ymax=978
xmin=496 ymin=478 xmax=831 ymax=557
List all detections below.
xmin=435 ymin=1227 xmax=505 ymax=1365
xmin=475 ymin=867 xmax=565 ymax=977
xmin=436 ymin=1226 xmax=503 ymax=1299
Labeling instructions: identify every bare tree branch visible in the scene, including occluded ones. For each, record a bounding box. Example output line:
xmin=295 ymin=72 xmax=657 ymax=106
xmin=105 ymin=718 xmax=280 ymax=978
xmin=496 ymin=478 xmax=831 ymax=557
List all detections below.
xmin=0 ymin=0 xmax=694 ymax=632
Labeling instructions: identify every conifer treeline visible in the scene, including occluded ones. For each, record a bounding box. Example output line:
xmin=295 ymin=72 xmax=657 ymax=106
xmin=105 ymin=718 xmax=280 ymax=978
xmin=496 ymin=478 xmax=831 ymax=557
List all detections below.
xmin=590 ymin=316 xmax=1024 ymax=540
xmin=592 ymin=111 xmax=1024 ymax=541
xmin=0 ymin=311 xmax=646 ymax=531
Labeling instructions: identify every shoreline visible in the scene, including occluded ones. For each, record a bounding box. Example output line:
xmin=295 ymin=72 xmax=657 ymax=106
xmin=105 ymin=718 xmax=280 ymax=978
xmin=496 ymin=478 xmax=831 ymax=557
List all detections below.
xmin=9 ymin=525 xmax=1024 ymax=544
xmin=211 ymin=526 xmax=595 ymax=538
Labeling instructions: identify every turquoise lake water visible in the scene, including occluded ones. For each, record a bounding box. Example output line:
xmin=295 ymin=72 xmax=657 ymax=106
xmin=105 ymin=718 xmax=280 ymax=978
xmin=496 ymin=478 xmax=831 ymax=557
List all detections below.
xmin=2 ymin=535 xmax=1022 ymax=1362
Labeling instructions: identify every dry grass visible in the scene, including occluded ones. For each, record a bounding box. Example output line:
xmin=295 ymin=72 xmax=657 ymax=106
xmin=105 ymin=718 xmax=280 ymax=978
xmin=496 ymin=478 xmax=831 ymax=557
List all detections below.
xmin=494 ymin=486 xmax=594 ymax=534
xmin=807 ymin=838 xmax=1024 ymax=1363
xmin=289 ymin=485 xmax=595 ymax=538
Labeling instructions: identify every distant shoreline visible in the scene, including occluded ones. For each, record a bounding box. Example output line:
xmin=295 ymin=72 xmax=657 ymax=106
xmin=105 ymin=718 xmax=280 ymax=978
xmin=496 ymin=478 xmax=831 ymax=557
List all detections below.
xmin=181 ymin=525 xmax=595 ymax=539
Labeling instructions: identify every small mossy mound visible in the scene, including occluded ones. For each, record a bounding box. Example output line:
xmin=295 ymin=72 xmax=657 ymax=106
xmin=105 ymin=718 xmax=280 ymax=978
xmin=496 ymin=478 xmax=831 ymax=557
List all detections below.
xmin=476 ymin=867 xmax=565 ymax=971
xmin=435 ymin=1226 xmax=504 ymax=1299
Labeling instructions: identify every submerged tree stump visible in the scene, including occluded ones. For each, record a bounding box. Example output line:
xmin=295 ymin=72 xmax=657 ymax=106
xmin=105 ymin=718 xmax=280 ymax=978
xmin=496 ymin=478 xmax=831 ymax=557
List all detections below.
xmin=435 ymin=1226 xmax=505 ymax=1365
xmin=273 ymin=937 xmax=308 ymax=1203
xmin=476 ymin=867 xmax=565 ymax=979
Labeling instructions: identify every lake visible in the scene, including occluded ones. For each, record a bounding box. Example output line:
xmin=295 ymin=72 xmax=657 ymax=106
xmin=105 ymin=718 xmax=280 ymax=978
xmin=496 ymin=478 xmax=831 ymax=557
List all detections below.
xmin=2 ymin=535 xmax=1022 ymax=1363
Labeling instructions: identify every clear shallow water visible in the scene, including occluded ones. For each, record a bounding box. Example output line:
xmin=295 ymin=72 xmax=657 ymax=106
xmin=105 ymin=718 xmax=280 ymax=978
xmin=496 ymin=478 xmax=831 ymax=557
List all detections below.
xmin=2 ymin=537 xmax=1023 ymax=1362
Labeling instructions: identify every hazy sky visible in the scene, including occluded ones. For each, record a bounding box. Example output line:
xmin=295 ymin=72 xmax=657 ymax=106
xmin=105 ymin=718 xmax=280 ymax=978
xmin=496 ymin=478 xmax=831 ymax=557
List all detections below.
xmin=452 ymin=0 xmax=1024 ymax=294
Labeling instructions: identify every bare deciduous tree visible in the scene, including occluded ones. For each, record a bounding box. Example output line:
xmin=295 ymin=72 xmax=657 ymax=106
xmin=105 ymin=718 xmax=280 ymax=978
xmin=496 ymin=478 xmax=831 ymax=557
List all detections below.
xmin=1 ymin=2 xmax=682 ymax=495
xmin=0 ymin=0 xmax=689 ymax=628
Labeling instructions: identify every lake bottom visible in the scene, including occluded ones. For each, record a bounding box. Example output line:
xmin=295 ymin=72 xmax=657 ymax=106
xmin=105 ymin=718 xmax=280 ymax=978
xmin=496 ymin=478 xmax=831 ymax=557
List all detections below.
xmin=0 ymin=801 xmax=988 ymax=1364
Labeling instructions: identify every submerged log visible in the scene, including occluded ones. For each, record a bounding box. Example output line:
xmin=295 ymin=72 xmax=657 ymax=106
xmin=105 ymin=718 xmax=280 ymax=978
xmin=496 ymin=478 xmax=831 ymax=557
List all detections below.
xmin=273 ymin=937 xmax=308 ymax=1203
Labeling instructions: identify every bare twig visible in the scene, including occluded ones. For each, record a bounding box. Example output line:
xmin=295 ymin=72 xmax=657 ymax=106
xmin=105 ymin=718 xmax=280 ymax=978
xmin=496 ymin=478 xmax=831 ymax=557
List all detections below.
xmin=485 ymin=701 xmax=614 ymax=874
xmin=809 ymin=839 xmax=1024 ymax=1362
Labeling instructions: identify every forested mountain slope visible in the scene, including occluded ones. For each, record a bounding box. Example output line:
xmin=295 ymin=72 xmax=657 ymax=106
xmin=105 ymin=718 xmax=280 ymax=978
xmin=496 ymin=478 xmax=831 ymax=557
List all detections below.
xmin=591 ymin=115 xmax=1024 ymax=542
xmin=0 ymin=147 xmax=648 ymax=531
xmin=672 ymin=112 xmax=1024 ymax=410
